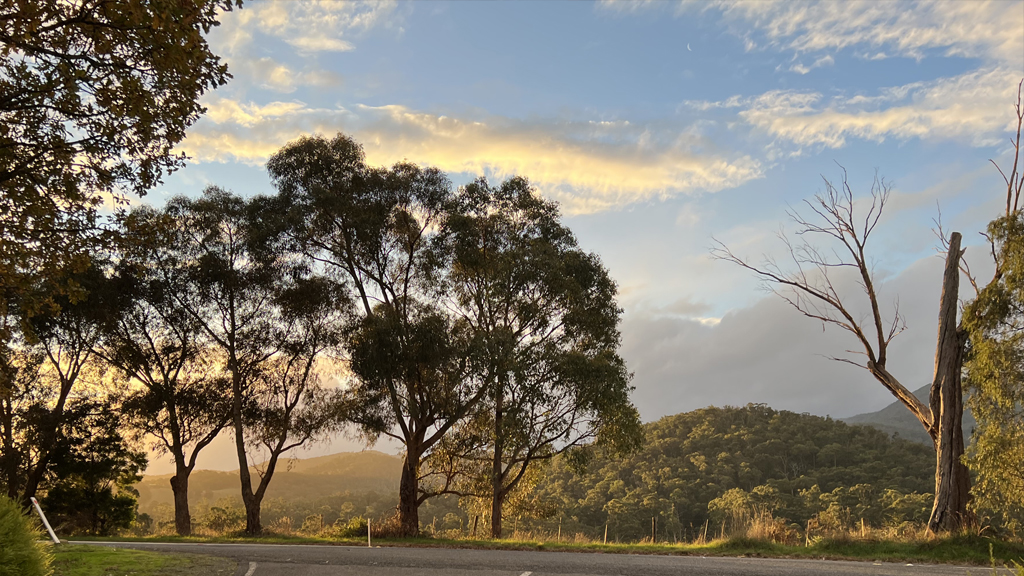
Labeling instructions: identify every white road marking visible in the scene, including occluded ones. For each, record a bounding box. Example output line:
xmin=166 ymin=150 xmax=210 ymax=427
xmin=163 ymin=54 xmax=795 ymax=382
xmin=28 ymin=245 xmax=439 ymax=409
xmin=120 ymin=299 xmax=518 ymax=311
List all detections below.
xmin=244 ymin=561 xmax=257 ymax=576
xmin=520 ymin=572 xmax=532 ymax=576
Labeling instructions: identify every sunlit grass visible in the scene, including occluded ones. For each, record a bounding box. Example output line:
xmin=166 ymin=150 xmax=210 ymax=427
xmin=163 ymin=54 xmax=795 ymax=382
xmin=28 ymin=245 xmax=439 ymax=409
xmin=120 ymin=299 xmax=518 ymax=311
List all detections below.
xmin=51 ymin=545 xmax=234 ymax=576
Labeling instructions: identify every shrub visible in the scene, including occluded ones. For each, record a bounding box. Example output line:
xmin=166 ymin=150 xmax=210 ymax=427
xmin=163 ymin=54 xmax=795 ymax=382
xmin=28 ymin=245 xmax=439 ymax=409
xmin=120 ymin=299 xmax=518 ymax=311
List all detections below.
xmin=334 ymin=516 xmax=368 ymax=538
xmin=0 ymin=495 xmax=52 ymax=576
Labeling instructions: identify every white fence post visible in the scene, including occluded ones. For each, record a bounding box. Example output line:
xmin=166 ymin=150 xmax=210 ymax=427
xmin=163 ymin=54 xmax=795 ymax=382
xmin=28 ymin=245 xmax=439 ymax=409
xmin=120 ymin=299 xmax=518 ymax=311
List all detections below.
xmin=30 ymin=497 xmax=60 ymax=545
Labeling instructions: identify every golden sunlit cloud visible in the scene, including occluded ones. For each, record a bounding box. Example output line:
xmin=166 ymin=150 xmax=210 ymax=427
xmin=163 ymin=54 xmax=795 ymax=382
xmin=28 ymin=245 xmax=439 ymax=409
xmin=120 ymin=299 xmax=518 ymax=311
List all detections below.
xmin=181 ymin=99 xmax=764 ymax=214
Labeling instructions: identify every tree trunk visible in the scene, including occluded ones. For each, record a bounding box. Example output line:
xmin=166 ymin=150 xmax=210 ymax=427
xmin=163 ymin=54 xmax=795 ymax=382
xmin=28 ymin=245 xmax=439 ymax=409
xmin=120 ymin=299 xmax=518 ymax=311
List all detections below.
xmin=243 ymin=494 xmax=262 ymax=535
xmin=169 ymin=471 xmax=192 ymax=536
xmin=927 ymin=232 xmax=972 ymax=533
xmin=491 ymin=384 xmax=504 ymax=539
xmin=398 ymin=447 xmax=420 ymax=536
xmin=229 ymin=367 xmax=260 ymax=535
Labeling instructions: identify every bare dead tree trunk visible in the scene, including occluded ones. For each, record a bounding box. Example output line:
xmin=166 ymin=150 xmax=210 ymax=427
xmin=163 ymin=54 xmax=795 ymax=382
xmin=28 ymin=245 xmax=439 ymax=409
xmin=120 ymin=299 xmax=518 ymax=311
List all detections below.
xmin=928 ymin=232 xmax=972 ymax=533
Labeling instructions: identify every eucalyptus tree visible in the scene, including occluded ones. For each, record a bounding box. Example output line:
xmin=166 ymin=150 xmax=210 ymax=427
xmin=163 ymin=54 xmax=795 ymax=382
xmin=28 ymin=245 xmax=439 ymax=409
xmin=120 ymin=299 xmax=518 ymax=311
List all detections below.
xmin=160 ymin=187 xmax=347 ymax=535
xmin=430 ymin=177 xmax=643 ymax=538
xmin=960 ymin=95 xmax=1024 ymax=533
xmin=94 ymin=207 xmax=231 ymax=536
xmin=14 ymin=262 xmax=117 ymax=500
xmin=240 ymin=272 xmax=352 ymax=521
xmin=267 ymin=134 xmax=489 ymax=535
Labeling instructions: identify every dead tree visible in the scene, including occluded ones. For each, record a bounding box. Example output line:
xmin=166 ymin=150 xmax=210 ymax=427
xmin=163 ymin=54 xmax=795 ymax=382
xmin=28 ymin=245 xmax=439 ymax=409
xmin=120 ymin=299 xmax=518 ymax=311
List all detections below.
xmin=714 ymin=82 xmax=1024 ymax=533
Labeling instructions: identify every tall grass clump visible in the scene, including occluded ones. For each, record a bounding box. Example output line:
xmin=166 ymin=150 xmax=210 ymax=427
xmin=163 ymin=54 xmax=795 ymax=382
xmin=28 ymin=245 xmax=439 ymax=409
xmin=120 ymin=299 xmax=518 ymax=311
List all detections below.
xmin=0 ymin=495 xmax=52 ymax=576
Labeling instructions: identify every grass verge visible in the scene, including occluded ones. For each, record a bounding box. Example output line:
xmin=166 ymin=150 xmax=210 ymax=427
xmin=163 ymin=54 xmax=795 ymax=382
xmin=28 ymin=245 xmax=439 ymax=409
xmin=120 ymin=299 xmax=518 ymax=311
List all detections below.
xmin=69 ymin=533 xmax=1024 ymax=567
xmin=51 ymin=545 xmax=234 ymax=576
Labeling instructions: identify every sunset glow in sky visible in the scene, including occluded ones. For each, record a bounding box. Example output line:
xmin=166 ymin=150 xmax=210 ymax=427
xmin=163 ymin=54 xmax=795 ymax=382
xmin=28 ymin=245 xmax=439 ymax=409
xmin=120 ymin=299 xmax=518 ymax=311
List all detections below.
xmin=148 ymin=0 xmax=1024 ymax=473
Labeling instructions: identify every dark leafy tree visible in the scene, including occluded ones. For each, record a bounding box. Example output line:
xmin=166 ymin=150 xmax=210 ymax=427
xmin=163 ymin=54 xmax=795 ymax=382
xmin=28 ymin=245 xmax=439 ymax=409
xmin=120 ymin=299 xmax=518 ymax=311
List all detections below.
xmin=267 ymin=134 xmax=489 ymax=535
xmin=94 ymin=207 xmax=231 ymax=536
xmin=0 ymin=0 xmax=239 ymax=355
xmin=429 ymin=177 xmax=642 ymax=538
xmin=39 ymin=402 xmax=146 ymax=535
xmin=240 ymin=274 xmax=352 ymax=528
xmin=6 ymin=265 xmax=114 ymax=504
xmin=160 ymin=188 xmax=346 ymax=535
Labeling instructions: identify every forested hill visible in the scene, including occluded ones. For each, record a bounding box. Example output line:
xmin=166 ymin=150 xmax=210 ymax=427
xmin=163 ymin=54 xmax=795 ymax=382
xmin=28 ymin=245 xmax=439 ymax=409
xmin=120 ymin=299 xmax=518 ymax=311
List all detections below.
xmin=136 ymin=406 xmax=935 ymax=539
xmin=525 ymin=404 xmax=934 ymax=541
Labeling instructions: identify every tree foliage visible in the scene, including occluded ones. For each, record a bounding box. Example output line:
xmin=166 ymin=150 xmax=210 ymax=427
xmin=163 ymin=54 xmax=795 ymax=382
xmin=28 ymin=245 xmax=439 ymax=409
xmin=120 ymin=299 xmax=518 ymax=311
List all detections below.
xmin=963 ymin=213 xmax=1024 ymax=534
xmin=0 ymin=0 xmax=238 ymax=328
xmin=268 ymin=134 xmax=491 ymax=535
xmin=526 ymin=404 xmax=933 ymax=542
xmin=426 ymin=176 xmax=642 ymax=537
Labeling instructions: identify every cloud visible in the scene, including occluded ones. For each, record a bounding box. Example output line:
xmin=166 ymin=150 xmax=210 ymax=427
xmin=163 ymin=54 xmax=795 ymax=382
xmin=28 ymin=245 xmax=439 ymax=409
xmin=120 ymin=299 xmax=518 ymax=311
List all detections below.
xmin=181 ymin=99 xmax=764 ymax=214
xmin=623 ymin=254 xmax=950 ymax=420
xmin=787 ymin=54 xmax=834 ymax=75
xmin=218 ymin=0 xmax=399 ymax=54
xmin=686 ymin=67 xmax=1022 ymax=151
xmin=696 ymin=0 xmax=1023 ymax=65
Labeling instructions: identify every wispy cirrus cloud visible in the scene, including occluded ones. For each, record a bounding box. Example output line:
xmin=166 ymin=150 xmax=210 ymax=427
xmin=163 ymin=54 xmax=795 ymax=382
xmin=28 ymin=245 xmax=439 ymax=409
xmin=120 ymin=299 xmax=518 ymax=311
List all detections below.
xmin=684 ymin=0 xmax=1023 ymax=64
xmin=218 ymin=0 xmax=401 ymax=54
xmin=182 ymin=98 xmax=763 ymax=214
xmin=685 ymin=67 xmax=1020 ymax=151
xmin=207 ymin=1 xmax=403 ymax=94
xmin=614 ymin=1 xmax=1023 ymax=151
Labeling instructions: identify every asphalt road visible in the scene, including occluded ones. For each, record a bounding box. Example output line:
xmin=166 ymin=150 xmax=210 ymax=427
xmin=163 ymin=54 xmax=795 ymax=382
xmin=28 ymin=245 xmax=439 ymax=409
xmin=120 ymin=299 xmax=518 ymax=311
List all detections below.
xmin=72 ymin=541 xmax=991 ymax=576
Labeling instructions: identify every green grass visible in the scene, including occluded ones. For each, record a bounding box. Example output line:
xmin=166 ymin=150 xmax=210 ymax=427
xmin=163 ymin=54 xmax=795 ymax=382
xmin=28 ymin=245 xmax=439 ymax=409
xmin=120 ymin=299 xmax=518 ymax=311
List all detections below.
xmin=70 ymin=533 xmax=1024 ymax=567
xmin=51 ymin=545 xmax=234 ymax=576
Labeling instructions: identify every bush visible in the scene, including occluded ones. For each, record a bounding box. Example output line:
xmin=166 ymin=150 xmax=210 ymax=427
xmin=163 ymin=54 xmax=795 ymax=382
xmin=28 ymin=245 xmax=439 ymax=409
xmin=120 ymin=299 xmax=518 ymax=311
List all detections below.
xmin=0 ymin=495 xmax=52 ymax=576
xmin=334 ymin=516 xmax=368 ymax=538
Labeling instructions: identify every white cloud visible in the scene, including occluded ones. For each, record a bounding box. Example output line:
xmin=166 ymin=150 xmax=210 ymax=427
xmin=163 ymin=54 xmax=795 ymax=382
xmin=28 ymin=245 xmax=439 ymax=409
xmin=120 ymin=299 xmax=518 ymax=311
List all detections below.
xmin=742 ymin=68 xmax=1021 ymax=149
xmin=686 ymin=67 xmax=1021 ymax=151
xmin=702 ymin=0 xmax=1023 ymax=65
xmin=181 ymin=99 xmax=764 ymax=214
xmin=219 ymin=0 xmax=399 ymax=54
xmin=788 ymin=54 xmax=834 ymax=75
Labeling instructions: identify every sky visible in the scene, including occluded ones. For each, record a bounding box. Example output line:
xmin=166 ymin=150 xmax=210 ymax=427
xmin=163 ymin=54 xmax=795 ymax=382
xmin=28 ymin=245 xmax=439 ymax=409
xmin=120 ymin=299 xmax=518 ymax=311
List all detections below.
xmin=144 ymin=0 xmax=1024 ymax=474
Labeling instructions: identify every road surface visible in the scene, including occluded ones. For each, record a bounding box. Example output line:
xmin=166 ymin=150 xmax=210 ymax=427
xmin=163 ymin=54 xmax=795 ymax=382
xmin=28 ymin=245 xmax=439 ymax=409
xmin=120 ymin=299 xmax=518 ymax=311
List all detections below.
xmin=72 ymin=541 xmax=991 ymax=576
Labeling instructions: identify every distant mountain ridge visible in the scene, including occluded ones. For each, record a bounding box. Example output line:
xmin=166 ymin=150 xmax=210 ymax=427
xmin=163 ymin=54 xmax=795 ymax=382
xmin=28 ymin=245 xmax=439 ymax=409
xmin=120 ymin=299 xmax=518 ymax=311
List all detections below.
xmin=135 ymin=450 xmax=402 ymax=515
xmin=840 ymin=385 xmax=975 ymax=445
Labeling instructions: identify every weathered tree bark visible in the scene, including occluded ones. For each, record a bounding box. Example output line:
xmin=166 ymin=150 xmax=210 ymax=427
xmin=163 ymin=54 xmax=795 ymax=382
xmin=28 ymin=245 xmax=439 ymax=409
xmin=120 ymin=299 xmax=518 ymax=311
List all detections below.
xmin=230 ymin=365 xmax=262 ymax=535
xmin=169 ymin=471 xmax=193 ymax=536
xmin=398 ymin=446 xmax=421 ymax=536
xmin=491 ymin=387 xmax=504 ymax=539
xmin=927 ymin=231 xmax=972 ymax=533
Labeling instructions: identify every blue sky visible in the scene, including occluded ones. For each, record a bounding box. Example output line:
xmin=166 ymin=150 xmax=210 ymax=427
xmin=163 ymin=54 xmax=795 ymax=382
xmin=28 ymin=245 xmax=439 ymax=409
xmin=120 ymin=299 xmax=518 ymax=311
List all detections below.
xmin=145 ymin=0 xmax=1024 ymax=471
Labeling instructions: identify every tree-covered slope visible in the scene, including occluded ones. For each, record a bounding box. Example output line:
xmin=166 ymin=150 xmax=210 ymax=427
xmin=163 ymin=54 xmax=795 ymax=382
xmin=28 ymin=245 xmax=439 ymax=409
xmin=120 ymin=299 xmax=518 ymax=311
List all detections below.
xmin=525 ymin=404 xmax=934 ymax=541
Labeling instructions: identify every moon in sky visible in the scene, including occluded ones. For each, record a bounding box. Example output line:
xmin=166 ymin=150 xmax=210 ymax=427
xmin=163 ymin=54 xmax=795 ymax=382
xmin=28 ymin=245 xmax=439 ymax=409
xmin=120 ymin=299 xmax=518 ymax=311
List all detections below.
xmin=687 ymin=43 xmax=692 ymax=51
